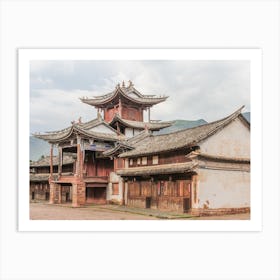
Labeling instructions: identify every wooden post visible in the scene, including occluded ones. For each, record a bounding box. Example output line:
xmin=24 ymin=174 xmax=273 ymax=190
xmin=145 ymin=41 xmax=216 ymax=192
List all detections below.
xmin=58 ymin=147 xmax=62 ymax=175
xmin=76 ymin=136 xmax=83 ymax=178
xmin=72 ymin=183 xmax=78 ymax=207
xmin=49 ymin=144 xmax=54 ymax=179
xmin=49 ymin=144 xmax=55 ymax=203
xmin=49 ymin=183 xmax=55 ymax=204
xmin=148 ymin=107 xmax=150 ymax=122
xmin=57 ymin=184 xmax=62 ymax=204
xmin=72 ymin=136 xmax=86 ymax=207
xmin=122 ymin=179 xmax=126 ymax=206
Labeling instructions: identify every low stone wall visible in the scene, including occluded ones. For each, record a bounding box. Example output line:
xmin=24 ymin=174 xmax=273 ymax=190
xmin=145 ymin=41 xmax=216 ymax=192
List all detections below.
xmin=190 ymin=207 xmax=250 ymax=217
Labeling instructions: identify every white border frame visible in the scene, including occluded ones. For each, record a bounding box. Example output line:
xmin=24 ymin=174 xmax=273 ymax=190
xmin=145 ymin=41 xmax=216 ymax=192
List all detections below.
xmin=19 ymin=48 xmax=262 ymax=232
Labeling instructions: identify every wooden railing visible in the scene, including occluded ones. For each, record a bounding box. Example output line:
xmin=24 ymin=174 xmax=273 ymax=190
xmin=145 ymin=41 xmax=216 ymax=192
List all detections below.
xmin=55 ymin=173 xmax=109 ymax=184
xmin=83 ymin=176 xmax=109 ymax=183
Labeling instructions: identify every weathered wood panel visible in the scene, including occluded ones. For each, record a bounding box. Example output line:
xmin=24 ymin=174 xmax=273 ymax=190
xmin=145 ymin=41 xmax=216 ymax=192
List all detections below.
xmin=104 ymin=107 xmax=119 ymax=122
xmin=122 ymin=106 xmax=143 ymax=121
xmin=128 ymin=149 xmax=191 ymax=168
xmin=127 ymin=177 xmax=192 ymax=212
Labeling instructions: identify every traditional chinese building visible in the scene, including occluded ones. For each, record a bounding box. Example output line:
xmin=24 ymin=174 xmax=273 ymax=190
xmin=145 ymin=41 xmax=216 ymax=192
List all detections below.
xmin=30 ymin=154 xmax=75 ymax=202
xmin=80 ymin=80 xmax=172 ymax=136
xmin=115 ymin=106 xmax=250 ymax=215
xmin=33 ymin=82 xmax=172 ymax=207
xmin=32 ymin=81 xmax=250 ymax=215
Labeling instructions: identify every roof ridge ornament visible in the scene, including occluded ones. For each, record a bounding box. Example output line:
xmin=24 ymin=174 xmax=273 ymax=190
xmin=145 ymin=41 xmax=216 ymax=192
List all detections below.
xmin=128 ymin=80 xmax=134 ymax=87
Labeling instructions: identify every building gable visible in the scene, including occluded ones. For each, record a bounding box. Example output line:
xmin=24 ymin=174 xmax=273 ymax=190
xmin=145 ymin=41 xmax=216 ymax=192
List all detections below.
xmin=199 ymin=116 xmax=250 ymax=158
xmin=89 ymin=123 xmax=118 ymax=135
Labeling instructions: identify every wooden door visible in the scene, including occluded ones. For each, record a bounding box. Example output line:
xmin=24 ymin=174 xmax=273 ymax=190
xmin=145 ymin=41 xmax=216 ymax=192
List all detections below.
xmin=183 ymin=198 xmax=191 ymax=212
xmin=146 ymin=197 xmax=151 ymax=209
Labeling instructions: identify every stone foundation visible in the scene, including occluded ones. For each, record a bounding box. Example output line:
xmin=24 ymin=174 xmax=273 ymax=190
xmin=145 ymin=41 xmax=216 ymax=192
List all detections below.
xmin=190 ymin=207 xmax=250 ymax=217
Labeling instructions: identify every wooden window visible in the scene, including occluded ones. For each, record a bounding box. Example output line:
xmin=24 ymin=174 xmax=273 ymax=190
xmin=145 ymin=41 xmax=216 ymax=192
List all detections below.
xmin=160 ymin=182 xmax=167 ymax=196
xmin=183 ymin=182 xmax=191 ymax=196
xmin=142 ymin=157 xmax=147 ymax=165
xmin=178 ymin=181 xmax=184 ymax=197
xmin=137 ymin=158 xmax=141 ymax=165
xmin=112 ymin=183 xmax=119 ymax=195
xmin=117 ymin=158 xmax=123 ymax=168
xmin=152 ymin=155 xmax=159 ymax=165
xmin=129 ymin=159 xmax=133 ymax=166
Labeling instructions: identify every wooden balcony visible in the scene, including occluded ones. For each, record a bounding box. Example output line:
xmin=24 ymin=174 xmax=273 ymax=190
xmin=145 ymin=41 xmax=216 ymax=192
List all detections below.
xmin=56 ymin=173 xmax=75 ymax=183
xmin=53 ymin=173 xmax=109 ymax=184
xmin=83 ymin=176 xmax=109 ymax=183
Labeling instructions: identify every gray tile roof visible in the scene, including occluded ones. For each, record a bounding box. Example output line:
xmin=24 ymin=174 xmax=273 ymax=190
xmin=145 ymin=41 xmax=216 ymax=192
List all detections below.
xmin=80 ymin=83 xmax=168 ymax=107
xmin=186 ymin=151 xmax=250 ymax=163
xmin=33 ymin=118 xmax=124 ymax=143
xmin=119 ymin=106 xmax=249 ymax=158
xmin=103 ymin=142 xmax=134 ymax=157
xmin=110 ymin=115 xmax=173 ymax=130
xmin=116 ymin=162 xmax=197 ymax=176
xmin=30 ymin=173 xmax=59 ymax=182
xmin=30 ymin=154 xmax=75 ymax=167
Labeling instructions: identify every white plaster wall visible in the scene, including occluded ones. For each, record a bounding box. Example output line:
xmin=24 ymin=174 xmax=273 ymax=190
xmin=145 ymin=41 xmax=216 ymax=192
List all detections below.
xmin=90 ymin=124 xmax=116 ymax=134
xmin=107 ymin=172 xmax=123 ymax=203
xmin=199 ymin=118 xmax=250 ymax=158
xmin=197 ymin=168 xmax=250 ymax=209
xmin=125 ymin=127 xmax=134 ymax=138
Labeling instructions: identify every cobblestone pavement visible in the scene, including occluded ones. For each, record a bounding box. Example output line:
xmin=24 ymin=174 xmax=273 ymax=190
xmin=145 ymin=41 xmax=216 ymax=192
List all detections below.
xmin=30 ymin=202 xmax=250 ymax=220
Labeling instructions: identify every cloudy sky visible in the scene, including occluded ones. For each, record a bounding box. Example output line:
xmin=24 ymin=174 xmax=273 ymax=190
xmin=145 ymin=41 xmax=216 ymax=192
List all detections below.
xmin=30 ymin=60 xmax=250 ymax=134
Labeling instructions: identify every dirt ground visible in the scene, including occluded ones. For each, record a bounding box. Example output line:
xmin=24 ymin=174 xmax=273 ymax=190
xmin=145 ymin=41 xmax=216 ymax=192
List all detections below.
xmin=30 ymin=203 xmax=158 ymax=220
xmin=30 ymin=203 xmax=250 ymax=220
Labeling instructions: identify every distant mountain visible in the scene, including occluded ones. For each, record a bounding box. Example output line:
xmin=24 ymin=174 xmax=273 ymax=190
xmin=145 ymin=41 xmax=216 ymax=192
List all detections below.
xmin=30 ymin=136 xmax=56 ymax=161
xmin=242 ymin=112 xmax=250 ymax=122
xmin=154 ymin=119 xmax=208 ymax=135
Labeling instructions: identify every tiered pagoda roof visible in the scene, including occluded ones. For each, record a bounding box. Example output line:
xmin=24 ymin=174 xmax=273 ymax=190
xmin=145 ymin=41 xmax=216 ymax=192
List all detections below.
xmin=30 ymin=154 xmax=75 ymax=167
xmin=80 ymin=81 xmax=168 ymax=108
xmin=109 ymin=114 xmax=173 ymax=131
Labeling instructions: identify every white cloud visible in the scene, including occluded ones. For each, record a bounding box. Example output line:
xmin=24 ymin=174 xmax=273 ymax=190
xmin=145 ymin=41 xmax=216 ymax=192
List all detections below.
xmin=30 ymin=60 xmax=250 ymax=133
xmin=30 ymin=89 xmax=96 ymax=133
